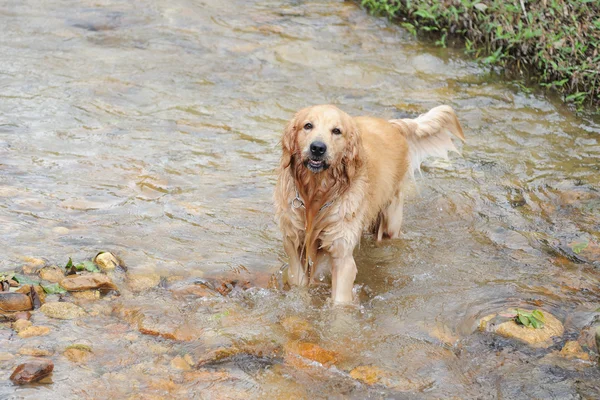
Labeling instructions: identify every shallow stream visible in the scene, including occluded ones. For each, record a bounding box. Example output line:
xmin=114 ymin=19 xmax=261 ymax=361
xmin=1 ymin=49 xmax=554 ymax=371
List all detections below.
xmin=1 ymin=0 xmax=600 ymax=398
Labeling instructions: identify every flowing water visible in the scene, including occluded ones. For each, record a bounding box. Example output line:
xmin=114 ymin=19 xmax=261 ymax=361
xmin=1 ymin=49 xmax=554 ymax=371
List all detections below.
xmin=1 ymin=0 xmax=600 ymax=398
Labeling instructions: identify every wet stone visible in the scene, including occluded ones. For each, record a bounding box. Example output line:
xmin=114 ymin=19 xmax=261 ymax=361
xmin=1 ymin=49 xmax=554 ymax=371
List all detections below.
xmin=40 ymin=302 xmax=86 ymax=319
xmin=479 ymin=310 xmax=564 ymax=348
xmin=171 ymin=355 xmax=192 ymax=370
xmin=136 ymin=311 xmax=201 ymax=342
xmin=18 ymin=326 xmax=51 ymax=338
xmin=94 ymin=252 xmax=120 ymax=270
xmin=349 ymin=365 xmax=386 ymax=385
xmin=19 ymin=347 xmax=54 ymax=357
xmin=281 ymin=316 xmax=318 ymax=341
xmin=64 ymin=347 xmax=92 ymax=363
xmin=12 ymin=319 xmax=32 ymax=333
xmin=559 ymin=341 xmax=590 ymax=361
xmin=10 ymin=359 xmax=54 ymax=384
xmin=39 ymin=266 xmax=65 ymax=283
xmin=61 ymin=273 xmax=117 ymax=292
xmin=127 ymin=272 xmax=161 ymax=293
xmin=16 ymin=285 xmax=46 ymax=305
xmin=284 ymin=342 xmax=338 ymax=367
xmin=71 ymin=290 xmax=101 ymax=300
xmin=22 ymin=257 xmax=46 ymax=274
xmin=0 ymin=292 xmax=33 ymax=312
xmin=16 ymin=311 xmax=32 ymax=321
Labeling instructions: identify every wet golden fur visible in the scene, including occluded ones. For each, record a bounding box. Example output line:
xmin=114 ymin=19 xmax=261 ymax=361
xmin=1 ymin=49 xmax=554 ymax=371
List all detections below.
xmin=274 ymin=104 xmax=465 ymax=303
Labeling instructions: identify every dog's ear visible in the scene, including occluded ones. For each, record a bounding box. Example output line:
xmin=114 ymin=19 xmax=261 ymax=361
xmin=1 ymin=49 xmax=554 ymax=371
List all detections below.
xmin=280 ymin=115 xmax=297 ymax=169
xmin=341 ymin=117 xmax=362 ymax=181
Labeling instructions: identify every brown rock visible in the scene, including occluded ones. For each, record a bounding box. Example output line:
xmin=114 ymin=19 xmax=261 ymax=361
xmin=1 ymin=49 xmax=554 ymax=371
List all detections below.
xmin=0 ymin=292 xmax=33 ymax=312
xmin=12 ymin=319 xmax=32 ymax=333
xmin=10 ymin=359 xmax=54 ymax=384
xmin=171 ymin=355 xmax=192 ymax=370
xmin=71 ymin=290 xmax=101 ymax=300
xmin=64 ymin=347 xmax=92 ymax=363
xmin=127 ymin=272 xmax=161 ymax=293
xmin=19 ymin=347 xmax=54 ymax=357
xmin=14 ymin=311 xmax=31 ymax=321
xmin=94 ymin=252 xmax=120 ymax=270
xmin=350 ymin=365 xmax=386 ymax=385
xmin=284 ymin=342 xmax=338 ymax=367
xmin=170 ymin=284 xmax=218 ymax=298
xmin=281 ymin=316 xmax=317 ymax=341
xmin=138 ymin=317 xmax=200 ymax=342
xmin=479 ymin=310 xmax=564 ymax=348
xmin=39 ymin=266 xmax=65 ymax=283
xmin=60 ymin=273 xmax=117 ymax=292
xmin=22 ymin=257 xmax=46 ymax=274
xmin=16 ymin=285 xmax=46 ymax=304
xmin=558 ymin=341 xmax=590 ymax=361
xmin=18 ymin=326 xmax=51 ymax=338
xmin=40 ymin=302 xmax=86 ymax=319
xmin=183 ymin=369 xmax=231 ymax=383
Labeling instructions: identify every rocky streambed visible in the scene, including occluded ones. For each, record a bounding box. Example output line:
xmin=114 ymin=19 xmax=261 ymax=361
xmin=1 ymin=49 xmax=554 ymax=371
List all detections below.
xmin=2 ymin=253 xmax=600 ymax=398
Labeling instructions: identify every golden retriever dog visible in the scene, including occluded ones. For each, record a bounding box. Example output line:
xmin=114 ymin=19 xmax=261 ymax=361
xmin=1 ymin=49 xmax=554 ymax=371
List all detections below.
xmin=274 ymin=105 xmax=465 ymax=304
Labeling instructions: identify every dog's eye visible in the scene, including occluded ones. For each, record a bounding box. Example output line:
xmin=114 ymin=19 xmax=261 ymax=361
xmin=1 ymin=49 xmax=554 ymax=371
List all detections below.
xmin=332 ymin=128 xmax=341 ymax=135
xmin=303 ymin=123 xmax=313 ymax=130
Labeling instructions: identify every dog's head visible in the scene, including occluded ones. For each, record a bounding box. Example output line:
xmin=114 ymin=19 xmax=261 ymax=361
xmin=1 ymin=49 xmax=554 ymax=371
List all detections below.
xmin=281 ymin=105 xmax=361 ymax=179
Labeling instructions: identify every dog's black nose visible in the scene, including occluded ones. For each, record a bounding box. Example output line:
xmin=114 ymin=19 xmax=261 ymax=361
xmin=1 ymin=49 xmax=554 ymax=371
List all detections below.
xmin=310 ymin=141 xmax=327 ymax=157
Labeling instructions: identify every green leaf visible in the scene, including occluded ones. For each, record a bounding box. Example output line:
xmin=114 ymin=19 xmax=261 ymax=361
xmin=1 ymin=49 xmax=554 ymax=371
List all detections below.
xmin=41 ymin=283 xmax=67 ymax=294
xmin=12 ymin=274 xmax=40 ymax=285
xmin=82 ymin=261 xmax=100 ymax=273
xmin=518 ymin=315 xmax=531 ymax=327
xmin=571 ymin=241 xmax=588 ymax=254
xmin=65 ymin=257 xmax=73 ymax=269
xmin=531 ymin=310 xmax=545 ymax=322
xmin=530 ymin=318 xmax=542 ymax=329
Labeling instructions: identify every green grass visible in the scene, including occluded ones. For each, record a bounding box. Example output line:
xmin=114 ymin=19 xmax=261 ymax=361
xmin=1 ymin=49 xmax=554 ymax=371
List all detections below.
xmin=360 ymin=0 xmax=600 ymax=112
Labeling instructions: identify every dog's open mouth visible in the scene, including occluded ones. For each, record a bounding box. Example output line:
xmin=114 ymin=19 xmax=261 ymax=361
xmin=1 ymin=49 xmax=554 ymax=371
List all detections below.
xmin=304 ymin=158 xmax=328 ymax=173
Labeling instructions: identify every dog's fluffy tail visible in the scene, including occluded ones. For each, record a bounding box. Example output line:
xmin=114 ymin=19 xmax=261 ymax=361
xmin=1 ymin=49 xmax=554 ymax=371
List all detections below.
xmin=389 ymin=105 xmax=465 ymax=177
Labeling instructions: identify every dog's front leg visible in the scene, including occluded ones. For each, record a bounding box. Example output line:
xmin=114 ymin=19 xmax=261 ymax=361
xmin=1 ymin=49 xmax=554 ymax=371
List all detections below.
xmin=284 ymin=237 xmax=309 ymax=286
xmin=331 ymin=254 xmax=357 ymax=304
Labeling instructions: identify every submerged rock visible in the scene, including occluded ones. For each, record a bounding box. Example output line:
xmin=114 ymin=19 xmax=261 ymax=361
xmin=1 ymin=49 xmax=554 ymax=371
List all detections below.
xmin=94 ymin=252 xmax=120 ymax=270
xmin=22 ymin=257 xmax=46 ymax=274
xmin=0 ymin=292 xmax=33 ymax=312
xmin=281 ymin=316 xmax=317 ymax=341
xmin=350 ymin=365 xmax=386 ymax=385
xmin=127 ymin=272 xmax=161 ymax=293
xmin=60 ymin=273 xmax=117 ymax=292
xmin=15 ymin=285 xmax=45 ymax=305
xmin=71 ymin=290 xmax=101 ymax=300
xmin=558 ymin=341 xmax=590 ymax=361
xmin=14 ymin=311 xmax=32 ymax=321
xmin=171 ymin=355 xmax=192 ymax=370
xmin=39 ymin=266 xmax=65 ymax=283
xmin=479 ymin=309 xmax=564 ymax=348
xmin=18 ymin=326 xmax=51 ymax=338
xmin=10 ymin=359 xmax=54 ymax=384
xmin=19 ymin=347 xmax=54 ymax=357
xmin=284 ymin=342 xmax=338 ymax=367
xmin=64 ymin=346 xmax=92 ymax=363
xmin=40 ymin=302 xmax=86 ymax=320
xmin=12 ymin=319 xmax=32 ymax=333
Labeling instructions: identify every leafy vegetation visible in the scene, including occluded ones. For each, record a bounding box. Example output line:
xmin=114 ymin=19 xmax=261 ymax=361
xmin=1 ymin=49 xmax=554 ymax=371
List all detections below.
xmin=64 ymin=258 xmax=100 ymax=274
xmin=514 ymin=308 xmax=545 ymax=329
xmin=41 ymin=283 xmax=67 ymax=294
xmin=360 ymin=0 xmax=600 ymax=111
